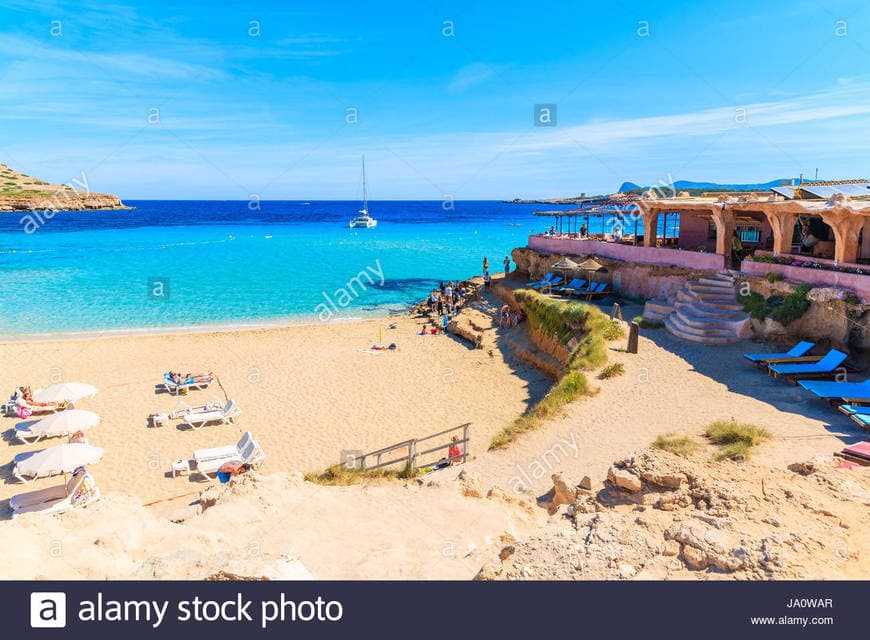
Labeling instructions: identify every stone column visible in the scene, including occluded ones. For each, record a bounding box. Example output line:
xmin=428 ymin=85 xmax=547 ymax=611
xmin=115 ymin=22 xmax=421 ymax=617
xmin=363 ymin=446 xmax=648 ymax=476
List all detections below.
xmin=710 ymin=206 xmax=735 ymax=256
xmin=760 ymin=208 xmax=797 ymax=256
xmin=818 ymin=207 xmax=865 ymax=264
xmin=639 ymin=208 xmax=659 ymax=247
xmin=861 ymin=219 xmax=870 ymax=260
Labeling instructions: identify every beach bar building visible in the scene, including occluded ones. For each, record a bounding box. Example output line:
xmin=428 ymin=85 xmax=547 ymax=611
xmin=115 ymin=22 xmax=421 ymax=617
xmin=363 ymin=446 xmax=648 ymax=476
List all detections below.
xmin=519 ymin=180 xmax=870 ymax=346
xmin=529 ymin=180 xmax=870 ymax=298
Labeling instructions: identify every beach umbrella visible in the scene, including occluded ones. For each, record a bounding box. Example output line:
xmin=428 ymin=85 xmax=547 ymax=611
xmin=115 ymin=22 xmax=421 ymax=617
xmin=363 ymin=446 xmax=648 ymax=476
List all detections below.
xmin=576 ymin=257 xmax=605 ymax=285
xmin=551 ymin=257 xmax=580 ymax=284
xmin=33 ymin=382 xmax=98 ymax=404
xmin=28 ymin=409 xmax=100 ymax=438
xmin=16 ymin=443 xmax=104 ymax=479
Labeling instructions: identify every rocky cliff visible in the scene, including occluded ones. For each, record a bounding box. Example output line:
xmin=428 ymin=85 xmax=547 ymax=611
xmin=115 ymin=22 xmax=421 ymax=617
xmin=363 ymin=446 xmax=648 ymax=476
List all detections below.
xmin=476 ymin=449 xmax=870 ymax=580
xmin=0 ymin=162 xmax=129 ymax=212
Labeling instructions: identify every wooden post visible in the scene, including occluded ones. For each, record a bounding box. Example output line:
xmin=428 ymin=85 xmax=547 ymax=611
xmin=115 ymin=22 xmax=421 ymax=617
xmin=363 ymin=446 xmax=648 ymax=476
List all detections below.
xmin=610 ymin=302 xmax=622 ymax=322
xmin=463 ymin=423 xmax=470 ymax=462
xmin=627 ymin=321 xmax=639 ymax=354
xmin=408 ymin=441 xmax=417 ymax=470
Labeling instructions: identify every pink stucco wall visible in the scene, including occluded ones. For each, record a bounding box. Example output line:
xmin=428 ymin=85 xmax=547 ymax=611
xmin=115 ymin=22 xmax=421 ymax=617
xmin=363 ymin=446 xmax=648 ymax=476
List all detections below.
xmin=741 ymin=253 xmax=870 ymax=300
xmin=529 ymin=235 xmax=726 ymax=270
xmin=676 ymin=215 xmax=714 ymax=251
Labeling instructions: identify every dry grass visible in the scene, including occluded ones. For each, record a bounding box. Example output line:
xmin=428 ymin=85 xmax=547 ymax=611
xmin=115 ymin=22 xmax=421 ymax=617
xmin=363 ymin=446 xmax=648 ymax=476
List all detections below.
xmin=597 ymin=362 xmax=625 ymax=380
xmin=704 ymin=420 xmax=771 ymax=460
xmin=652 ymin=433 xmax=700 ymax=457
xmin=490 ymin=290 xmax=623 ymax=450
xmin=304 ymin=462 xmax=419 ymax=485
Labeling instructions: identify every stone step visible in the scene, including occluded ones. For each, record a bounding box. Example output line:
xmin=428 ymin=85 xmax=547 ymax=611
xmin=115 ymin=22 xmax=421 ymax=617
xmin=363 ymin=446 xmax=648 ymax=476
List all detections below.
xmin=695 ymin=298 xmax=744 ymax=312
xmin=687 ymin=282 xmax=737 ymax=296
xmin=664 ymin=315 xmax=743 ymax=344
xmin=679 ymin=289 xmax=743 ymax=309
xmin=642 ymin=299 xmax=674 ymax=321
xmin=673 ymin=307 xmax=747 ymax=330
xmin=696 ymin=277 xmax=737 ymax=289
xmin=666 ymin=312 xmax=741 ymax=338
xmin=676 ymin=289 xmax=743 ymax=310
xmin=674 ymin=300 xmax=741 ymax=319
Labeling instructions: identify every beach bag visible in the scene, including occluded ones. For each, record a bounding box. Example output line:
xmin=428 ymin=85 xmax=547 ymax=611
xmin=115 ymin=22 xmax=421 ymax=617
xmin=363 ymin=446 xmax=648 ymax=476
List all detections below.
xmin=17 ymin=405 xmax=32 ymax=419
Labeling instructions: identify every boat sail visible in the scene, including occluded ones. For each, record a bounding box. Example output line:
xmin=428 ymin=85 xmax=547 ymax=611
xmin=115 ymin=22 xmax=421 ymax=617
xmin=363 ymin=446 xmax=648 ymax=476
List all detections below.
xmin=349 ymin=155 xmax=377 ymax=228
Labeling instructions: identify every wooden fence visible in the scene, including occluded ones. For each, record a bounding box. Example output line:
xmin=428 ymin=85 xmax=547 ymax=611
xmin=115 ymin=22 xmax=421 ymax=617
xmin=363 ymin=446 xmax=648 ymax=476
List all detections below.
xmin=348 ymin=423 xmax=470 ymax=471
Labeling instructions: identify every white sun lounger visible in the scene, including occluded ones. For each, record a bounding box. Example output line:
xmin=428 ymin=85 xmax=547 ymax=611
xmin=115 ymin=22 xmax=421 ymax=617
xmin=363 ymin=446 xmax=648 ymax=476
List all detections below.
xmin=10 ymin=467 xmax=101 ymax=518
xmin=181 ymin=400 xmax=241 ymax=430
xmin=192 ymin=431 xmax=265 ymax=482
xmin=14 ymin=420 xmax=60 ymax=444
xmin=12 ymin=449 xmax=44 ymax=483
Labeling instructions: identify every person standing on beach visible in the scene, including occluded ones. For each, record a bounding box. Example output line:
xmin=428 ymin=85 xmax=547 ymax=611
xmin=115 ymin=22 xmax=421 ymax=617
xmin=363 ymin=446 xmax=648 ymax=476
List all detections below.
xmin=483 ymin=257 xmax=489 ymax=275
xmin=503 ymin=256 xmax=510 ymax=276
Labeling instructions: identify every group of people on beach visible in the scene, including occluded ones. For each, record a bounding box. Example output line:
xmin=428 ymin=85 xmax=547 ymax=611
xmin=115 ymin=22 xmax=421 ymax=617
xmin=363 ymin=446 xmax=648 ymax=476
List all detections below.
xmin=427 ymin=281 xmax=468 ymax=317
xmin=420 ymin=280 xmax=469 ymax=334
xmin=482 ymin=256 xmax=511 ymax=290
xmin=497 ymin=304 xmax=525 ymax=328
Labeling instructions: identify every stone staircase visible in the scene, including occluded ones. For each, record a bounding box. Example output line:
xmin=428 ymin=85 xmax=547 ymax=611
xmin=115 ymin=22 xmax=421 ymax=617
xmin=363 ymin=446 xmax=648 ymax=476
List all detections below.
xmin=643 ymin=272 xmax=751 ymax=344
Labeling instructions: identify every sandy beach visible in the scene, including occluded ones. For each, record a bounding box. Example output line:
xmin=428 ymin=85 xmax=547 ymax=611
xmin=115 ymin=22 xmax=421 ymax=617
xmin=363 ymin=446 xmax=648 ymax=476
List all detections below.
xmin=0 ymin=307 xmax=551 ymax=507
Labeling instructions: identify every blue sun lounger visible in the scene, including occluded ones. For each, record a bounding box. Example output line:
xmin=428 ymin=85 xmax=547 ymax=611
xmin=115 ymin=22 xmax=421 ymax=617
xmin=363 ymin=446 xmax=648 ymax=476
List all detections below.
xmin=526 ymin=273 xmax=557 ymax=288
xmin=798 ymin=379 xmax=870 ymax=400
xmin=568 ymin=281 xmax=607 ymax=298
xmin=529 ymin=274 xmax=563 ymax=289
xmin=849 ymin=413 xmax=870 ymax=429
xmin=550 ymin=278 xmax=586 ymax=293
xmin=768 ymin=349 xmax=847 ymax=379
xmin=585 ymin=282 xmax=611 ymax=299
xmin=534 ymin=276 xmax=563 ymax=290
xmin=551 ymin=278 xmax=586 ymax=295
xmin=743 ymin=341 xmax=815 ymax=363
xmin=837 ymin=404 xmax=870 ymax=417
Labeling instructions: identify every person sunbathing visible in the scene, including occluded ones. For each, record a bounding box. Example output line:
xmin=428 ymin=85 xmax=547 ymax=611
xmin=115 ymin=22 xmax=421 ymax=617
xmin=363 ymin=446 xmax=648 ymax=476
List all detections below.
xmin=17 ymin=386 xmax=63 ymax=408
xmin=169 ymin=371 xmax=213 ymax=384
xmin=184 ymin=372 xmax=213 ymax=383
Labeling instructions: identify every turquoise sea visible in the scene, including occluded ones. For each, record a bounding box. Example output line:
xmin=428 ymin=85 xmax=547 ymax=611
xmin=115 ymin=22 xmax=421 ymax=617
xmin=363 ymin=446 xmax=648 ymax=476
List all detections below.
xmin=0 ymin=200 xmax=580 ymax=336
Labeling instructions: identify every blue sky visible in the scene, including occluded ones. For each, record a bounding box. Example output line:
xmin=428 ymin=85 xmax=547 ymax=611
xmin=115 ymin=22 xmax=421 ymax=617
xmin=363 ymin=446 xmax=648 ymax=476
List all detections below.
xmin=1 ymin=0 xmax=869 ymax=199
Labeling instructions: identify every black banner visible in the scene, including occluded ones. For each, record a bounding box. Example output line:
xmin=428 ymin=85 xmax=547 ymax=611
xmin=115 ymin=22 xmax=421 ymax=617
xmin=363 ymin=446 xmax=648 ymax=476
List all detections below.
xmin=6 ymin=580 xmax=865 ymax=638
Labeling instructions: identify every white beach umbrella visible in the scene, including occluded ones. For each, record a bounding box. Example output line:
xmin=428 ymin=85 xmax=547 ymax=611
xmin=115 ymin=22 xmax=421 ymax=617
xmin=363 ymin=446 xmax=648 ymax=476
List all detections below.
xmin=29 ymin=409 xmax=100 ymax=438
xmin=16 ymin=443 xmax=104 ymax=479
xmin=33 ymin=382 xmax=98 ymax=404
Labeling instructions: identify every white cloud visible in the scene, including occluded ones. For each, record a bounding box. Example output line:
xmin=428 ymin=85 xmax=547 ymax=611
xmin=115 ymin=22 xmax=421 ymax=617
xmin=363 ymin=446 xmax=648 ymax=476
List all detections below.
xmin=448 ymin=62 xmax=500 ymax=93
xmin=503 ymin=82 xmax=870 ymax=152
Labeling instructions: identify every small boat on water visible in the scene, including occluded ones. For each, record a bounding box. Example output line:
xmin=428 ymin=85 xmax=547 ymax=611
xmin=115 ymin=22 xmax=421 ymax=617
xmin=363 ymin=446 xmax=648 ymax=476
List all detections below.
xmin=349 ymin=155 xmax=377 ymax=229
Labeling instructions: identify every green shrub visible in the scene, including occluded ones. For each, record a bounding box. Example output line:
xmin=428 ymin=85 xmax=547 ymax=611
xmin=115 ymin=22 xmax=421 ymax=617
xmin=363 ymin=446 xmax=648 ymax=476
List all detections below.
xmin=652 ymin=433 xmax=700 ymax=457
xmin=740 ymin=284 xmax=811 ymax=325
xmin=598 ymin=362 xmax=625 ymax=379
xmin=765 ymin=272 xmax=783 ymax=283
xmin=741 ymin=291 xmax=768 ymax=319
xmin=602 ymin=320 xmax=625 ymax=341
xmin=844 ymin=293 xmax=861 ymax=305
xmin=769 ymin=284 xmax=811 ymax=325
xmin=704 ymin=420 xmax=771 ymax=460
xmin=633 ymin=315 xmax=664 ymax=329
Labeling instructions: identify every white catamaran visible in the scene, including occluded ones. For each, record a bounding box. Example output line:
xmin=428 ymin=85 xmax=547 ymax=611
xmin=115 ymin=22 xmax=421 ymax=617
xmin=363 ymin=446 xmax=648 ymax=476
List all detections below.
xmin=349 ymin=155 xmax=377 ymax=228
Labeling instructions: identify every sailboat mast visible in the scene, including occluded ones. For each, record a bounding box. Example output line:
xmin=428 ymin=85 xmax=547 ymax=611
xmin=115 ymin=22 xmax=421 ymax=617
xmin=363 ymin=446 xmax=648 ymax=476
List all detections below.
xmin=362 ymin=155 xmax=368 ymax=213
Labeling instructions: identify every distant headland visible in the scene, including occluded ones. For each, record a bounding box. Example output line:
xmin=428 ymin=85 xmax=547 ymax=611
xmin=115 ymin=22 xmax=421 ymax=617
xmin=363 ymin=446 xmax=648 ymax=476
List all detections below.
xmin=0 ymin=162 xmax=130 ymax=213
xmin=504 ymin=178 xmax=797 ymax=203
